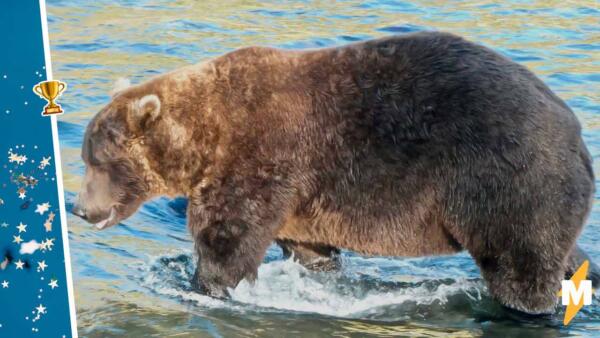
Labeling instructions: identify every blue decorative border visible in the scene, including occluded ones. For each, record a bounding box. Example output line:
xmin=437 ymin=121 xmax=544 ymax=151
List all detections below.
xmin=0 ymin=1 xmax=76 ymax=337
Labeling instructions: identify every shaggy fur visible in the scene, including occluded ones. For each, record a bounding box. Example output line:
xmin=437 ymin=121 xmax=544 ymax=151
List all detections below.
xmin=73 ymin=31 xmax=598 ymax=314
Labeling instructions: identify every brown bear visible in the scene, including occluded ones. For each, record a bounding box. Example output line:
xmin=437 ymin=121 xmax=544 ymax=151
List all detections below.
xmin=72 ymin=31 xmax=599 ymax=315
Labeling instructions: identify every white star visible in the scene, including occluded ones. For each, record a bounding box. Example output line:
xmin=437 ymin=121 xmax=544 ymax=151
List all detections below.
xmin=35 ymin=304 xmax=46 ymax=314
xmin=35 ymin=202 xmax=51 ymax=215
xmin=16 ymin=222 xmax=27 ymax=233
xmin=1 ymin=222 xmax=8 ymax=228
xmin=48 ymin=279 xmax=58 ymax=289
xmin=1 ymin=280 xmax=8 ymax=288
xmin=8 ymin=152 xmax=19 ymax=163
xmin=43 ymin=220 xmax=52 ymax=232
xmin=37 ymin=261 xmax=47 ymax=272
xmin=8 ymin=152 xmax=27 ymax=165
xmin=39 ymin=156 xmax=51 ymax=169
xmin=18 ymin=191 xmax=26 ymax=199
xmin=14 ymin=260 xmax=24 ymax=270
xmin=13 ymin=235 xmax=23 ymax=244
xmin=40 ymin=238 xmax=55 ymax=251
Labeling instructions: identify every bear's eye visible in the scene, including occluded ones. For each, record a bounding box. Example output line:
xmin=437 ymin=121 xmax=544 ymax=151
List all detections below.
xmin=85 ymin=138 xmax=103 ymax=166
xmin=81 ymin=138 xmax=92 ymax=164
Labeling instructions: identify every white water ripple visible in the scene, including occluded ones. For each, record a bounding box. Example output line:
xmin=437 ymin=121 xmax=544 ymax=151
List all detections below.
xmin=141 ymin=254 xmax=484 ymax=318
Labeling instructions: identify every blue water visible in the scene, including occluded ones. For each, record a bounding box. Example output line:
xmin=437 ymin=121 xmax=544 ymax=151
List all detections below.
xmin=47 ymin=1 xmax=600 ymax=337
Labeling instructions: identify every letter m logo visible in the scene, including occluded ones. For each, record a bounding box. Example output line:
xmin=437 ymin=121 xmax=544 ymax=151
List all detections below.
xmin=561 ymin=280 xmax=592 ymax=306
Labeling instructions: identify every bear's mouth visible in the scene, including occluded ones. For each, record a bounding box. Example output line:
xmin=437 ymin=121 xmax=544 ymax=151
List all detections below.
xmin=95 ymin=206 xmax=117 ymax=230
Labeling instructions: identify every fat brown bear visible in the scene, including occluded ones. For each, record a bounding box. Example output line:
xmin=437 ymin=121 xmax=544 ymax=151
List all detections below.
xmin=72 ymin=31 xmax=600 ymax=315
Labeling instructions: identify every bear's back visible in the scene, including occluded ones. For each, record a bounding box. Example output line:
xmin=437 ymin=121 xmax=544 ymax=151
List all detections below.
xmin=298 ymin=32 xmax=582 ymax=168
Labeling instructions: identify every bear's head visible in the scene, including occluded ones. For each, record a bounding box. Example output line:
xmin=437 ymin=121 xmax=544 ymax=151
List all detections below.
xmin=72 ymin=79 xmax=166 ymax=229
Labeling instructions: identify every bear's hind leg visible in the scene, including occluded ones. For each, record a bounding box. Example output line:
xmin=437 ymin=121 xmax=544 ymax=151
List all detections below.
xmin=472 ymin=242 xmax=565 ymax=315
xmin=276 ymin=239 xmax=340 ymax=271
xmin=446 ymin=148 xmax=594 ymax=315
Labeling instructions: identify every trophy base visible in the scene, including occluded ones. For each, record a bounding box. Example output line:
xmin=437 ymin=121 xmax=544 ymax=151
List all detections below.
xmin=42 ymin=106 xmax=63 ymax=116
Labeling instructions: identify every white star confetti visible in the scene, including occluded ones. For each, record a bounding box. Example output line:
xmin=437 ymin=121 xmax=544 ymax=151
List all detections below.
xmin=43 ymin=212 xmax=55 ymax=232
xmin=13 ymin=235 xmax=23 ymax=244
xmin=35 ymin=304 xmax=46 ymax=314
xmin=48 ymin=279 xmax=58 ymax=289
xmin=40 ymin=238 xmax=55 ymax=251
xmin=38 ymin=156 xmax=51 ymax=170
xmin=37 ymin=261 xmax=47 ymax=272
xmin=35 ymin=202 xmax=50 ymax=215
xmin=14 ymin=260 xmax=24 ymax=270
xmin=17 ymin=222 xmax=27 ymax=233
xmin=8 ymin=151 xmax=27 ymax=165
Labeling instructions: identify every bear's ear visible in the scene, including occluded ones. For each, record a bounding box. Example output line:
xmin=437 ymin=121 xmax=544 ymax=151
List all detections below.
xmin=131 ymin=94 xmax=161 ymax=131
xmin=110 ymin=78 xmax=131 ymax=97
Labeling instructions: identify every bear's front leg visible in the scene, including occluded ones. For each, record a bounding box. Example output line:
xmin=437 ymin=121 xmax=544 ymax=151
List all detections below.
xmin=187 ymin=173 xmax=290 ymax=298
xmin=193 ymin=218 xmax=267 ymax=298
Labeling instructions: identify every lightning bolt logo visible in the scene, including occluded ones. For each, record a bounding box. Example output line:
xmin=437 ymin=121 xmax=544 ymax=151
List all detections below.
xmin=558 ymin=260 xmax=593 ymax=325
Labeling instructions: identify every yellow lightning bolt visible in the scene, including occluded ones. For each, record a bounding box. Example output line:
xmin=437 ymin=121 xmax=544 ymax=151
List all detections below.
xmin=558 ymin=260 xmax=590 ymax=325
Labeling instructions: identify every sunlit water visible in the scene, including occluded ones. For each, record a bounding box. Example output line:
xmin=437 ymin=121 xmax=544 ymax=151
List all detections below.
xmin=46 ymin=1 xmax=600 ymax=337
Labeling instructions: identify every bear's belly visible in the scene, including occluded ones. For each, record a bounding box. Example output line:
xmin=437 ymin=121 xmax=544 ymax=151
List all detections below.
xmin=276 ymin=204 xmax=462 ymax=257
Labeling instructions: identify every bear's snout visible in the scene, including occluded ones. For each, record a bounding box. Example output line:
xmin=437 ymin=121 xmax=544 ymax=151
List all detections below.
xmin=71 ymin=201 xmax=87 ymax=220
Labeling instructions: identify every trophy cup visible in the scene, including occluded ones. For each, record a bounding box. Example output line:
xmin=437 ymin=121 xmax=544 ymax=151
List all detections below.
xmin=33 ymin=80 xmax=67 ymax=116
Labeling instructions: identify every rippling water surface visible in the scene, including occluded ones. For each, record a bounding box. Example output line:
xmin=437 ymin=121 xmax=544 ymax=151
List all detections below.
xmin=46 ymin=1 xmax=600 ymax=337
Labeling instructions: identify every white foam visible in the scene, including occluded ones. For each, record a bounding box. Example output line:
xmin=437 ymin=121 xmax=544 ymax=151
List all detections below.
xmin=142 ymin=256 xmax=483 ymax=318
xmin=229 ymin=259 xmax=480 ymax=317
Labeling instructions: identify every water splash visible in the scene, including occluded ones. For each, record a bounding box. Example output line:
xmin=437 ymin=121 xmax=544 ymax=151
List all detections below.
xmin=231 ymin=259 xmax=483 ymax=317
xmin=139 ymin=252 xmax=487 ymax=319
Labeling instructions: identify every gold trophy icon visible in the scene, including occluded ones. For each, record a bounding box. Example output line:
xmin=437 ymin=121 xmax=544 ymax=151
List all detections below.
xmin=33 ymin=80 xmax=67 ymax=116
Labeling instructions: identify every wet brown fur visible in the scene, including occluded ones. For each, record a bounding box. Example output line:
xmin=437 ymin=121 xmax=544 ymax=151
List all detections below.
xmin=76 ymin=32 xmax=597 ymax=314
